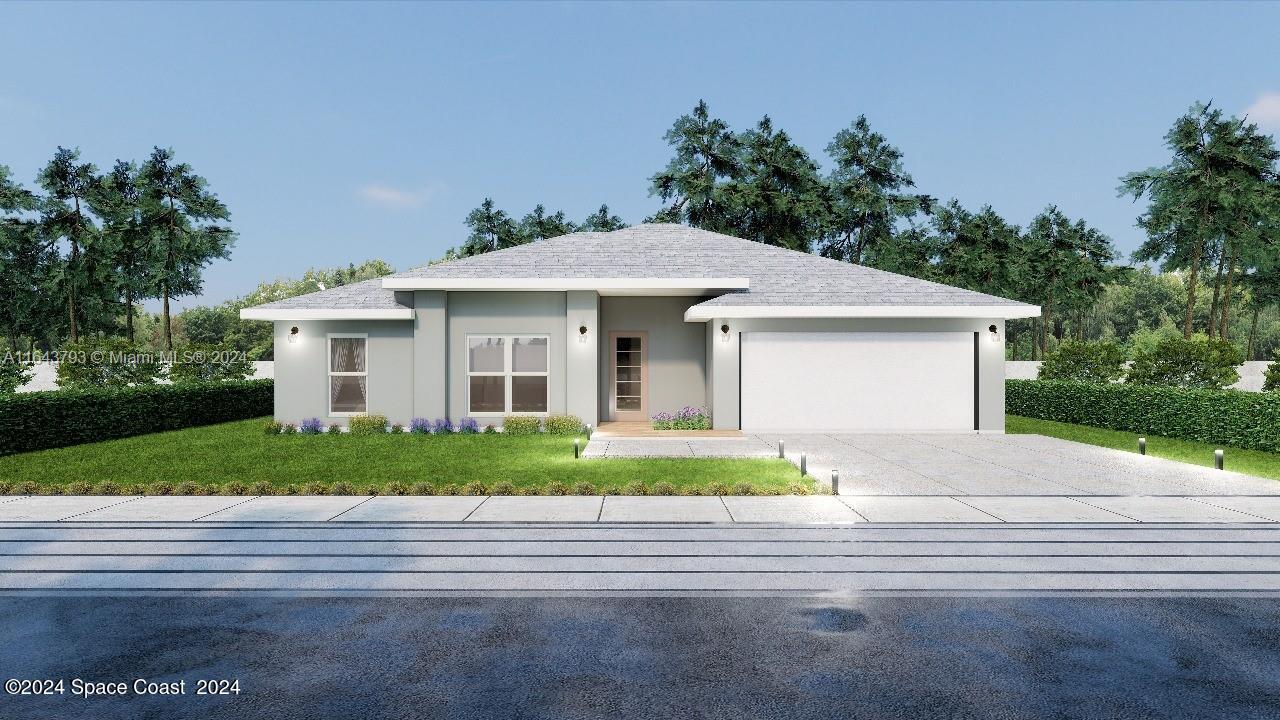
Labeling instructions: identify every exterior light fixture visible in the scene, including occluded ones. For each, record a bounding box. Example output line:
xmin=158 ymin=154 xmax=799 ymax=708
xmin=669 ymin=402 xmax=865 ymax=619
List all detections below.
xmin=721 ymin=323 xmax=730 ymax=342
xmin=288 ymin=326 xmax=300 ymax=344
xmin=1215 ymin=449 xmax=1224 ymax=470
xmin=1138 ymin=437 xmax=1146 ymax=455
xmin=988 ymin=324 xmax=999 ymax=343
xmin=579 ymin=324 xmax=588 ymax=343
xmin=574 ymin=438 xmax=580 ymax=459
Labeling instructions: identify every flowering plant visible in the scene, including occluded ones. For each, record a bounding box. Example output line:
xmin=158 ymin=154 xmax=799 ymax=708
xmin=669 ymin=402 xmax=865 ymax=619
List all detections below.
xmin=432 ymin=417 xmax=454 ymax=434
xmin=299 ymin=418 xmax=325 ymax=434
xmin=651 ymin=406 xmax=711 ymax=430
xmin=457 ymin=417 xmax=480 ymax=434
xmin=409 ymin=417 xmax=433 ymax=434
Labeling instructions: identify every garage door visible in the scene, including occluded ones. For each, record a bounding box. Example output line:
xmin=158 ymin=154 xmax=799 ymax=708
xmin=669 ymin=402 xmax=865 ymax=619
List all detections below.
xmin=740 ymin=331 xmax=975 ymax=432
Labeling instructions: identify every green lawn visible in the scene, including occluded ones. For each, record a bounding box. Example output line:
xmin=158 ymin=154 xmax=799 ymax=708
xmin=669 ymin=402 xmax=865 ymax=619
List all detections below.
xmin=1007 ymin=415 xmax=1280 ymax=481
xmin=0 ymin=418 xmax=810 ymax=495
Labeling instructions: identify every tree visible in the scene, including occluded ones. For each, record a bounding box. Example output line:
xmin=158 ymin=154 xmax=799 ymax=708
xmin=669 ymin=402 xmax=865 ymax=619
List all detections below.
xmin=723 ymin=115 xmax=829 ymax=251
xmin=460 ymin=198 xmax=519 ymax=256
xmin=932 ymin=202 xmax=1020 ymax=298
xmin=1038 ymin=340 xmax=1127 ymax=383
xmin=1020 ymin=206 xmax=1117 ymax=352
xmin=1126 ymin=336 xmax=1242 ymax=389
xmin=38 ymin=147 xmax=111 ymax=343
xmin=138 ymin=147 xmax=236 ymax=350
xmin=89 ymin=160 xmax=152 ymax=342
xmin=0 ymin=165 xmax=58 ymax=351
xmin=516 ymin=204 xmax=576 ymax=242
xmin=1121 ymin=102 xmax=1279 ymax=339
xmin=580 ymin=204 xmax=625 ymax=232
xmin=821 ymin=116 xmax=934 ymax=264
xmin=0 ymin=353 xmax=33 ymax=394
xmin=649 ymin=100 xmax=743 ymax=232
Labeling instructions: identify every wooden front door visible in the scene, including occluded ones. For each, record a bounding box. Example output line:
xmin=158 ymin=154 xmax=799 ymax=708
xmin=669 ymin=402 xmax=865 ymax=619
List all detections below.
xmin=609 ymin=331 xmax=648 ymax=421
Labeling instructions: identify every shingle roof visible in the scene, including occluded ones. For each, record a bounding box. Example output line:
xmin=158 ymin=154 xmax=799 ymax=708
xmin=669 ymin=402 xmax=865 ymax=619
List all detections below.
xmin=247 ymin=224 xmax=1035 ymax=313
xmin=245 ymin=278 xmax=408 ymax=311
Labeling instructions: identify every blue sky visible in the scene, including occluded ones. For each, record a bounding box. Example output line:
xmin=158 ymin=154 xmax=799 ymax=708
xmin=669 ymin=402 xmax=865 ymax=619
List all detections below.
xmin=2 ymin=1 xmax=1279 ymax=309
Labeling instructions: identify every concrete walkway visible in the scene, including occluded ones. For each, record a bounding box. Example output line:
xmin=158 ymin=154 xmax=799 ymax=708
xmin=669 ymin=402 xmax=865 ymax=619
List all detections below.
xmin=4 ymin=494 xmax=1280 ymax=523
xmin=585 ymin=432 xmax=1280 ymax=497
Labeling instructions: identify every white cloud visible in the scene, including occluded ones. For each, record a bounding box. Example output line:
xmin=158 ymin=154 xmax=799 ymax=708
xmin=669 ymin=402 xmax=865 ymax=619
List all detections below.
xmin=1244 ymin=92 xmax=1280 ymax=130
xmin=357 ymin=181 xmax=445 ymax=209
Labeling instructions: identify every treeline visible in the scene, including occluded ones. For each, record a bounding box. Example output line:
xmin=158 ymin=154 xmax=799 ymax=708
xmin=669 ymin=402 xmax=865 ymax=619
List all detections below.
xmin=0 ymin=147 xmax=234 ymax=351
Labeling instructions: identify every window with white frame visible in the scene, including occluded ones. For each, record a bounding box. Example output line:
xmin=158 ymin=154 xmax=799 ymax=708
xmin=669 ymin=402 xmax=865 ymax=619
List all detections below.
xmin=328 ymin=334 xmax=368 ymax=415
xmin=467 ymin=335 xmax=549 ymax=414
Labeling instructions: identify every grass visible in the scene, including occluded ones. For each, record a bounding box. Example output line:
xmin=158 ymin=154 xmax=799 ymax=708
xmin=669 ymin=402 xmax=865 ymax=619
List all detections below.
xmin=0 ymin=417 xmax=810 ymax=495
xmin=1007 ymin=415 xmax=1280 ymax=481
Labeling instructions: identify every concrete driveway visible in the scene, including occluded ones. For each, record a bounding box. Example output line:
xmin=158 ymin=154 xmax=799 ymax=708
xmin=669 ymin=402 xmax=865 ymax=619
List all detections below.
xmin=767 ymin=433 xmax=1280 ymax=496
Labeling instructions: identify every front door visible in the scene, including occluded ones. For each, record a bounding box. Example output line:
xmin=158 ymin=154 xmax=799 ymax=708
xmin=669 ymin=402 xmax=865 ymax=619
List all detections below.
xmin=609 ymin=331 xmax=648 ymax=421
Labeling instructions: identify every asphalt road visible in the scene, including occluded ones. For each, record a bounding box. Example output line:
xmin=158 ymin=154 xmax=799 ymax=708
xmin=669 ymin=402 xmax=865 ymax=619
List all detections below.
xmin=2 ymin=596 xmax=1278 ymax=719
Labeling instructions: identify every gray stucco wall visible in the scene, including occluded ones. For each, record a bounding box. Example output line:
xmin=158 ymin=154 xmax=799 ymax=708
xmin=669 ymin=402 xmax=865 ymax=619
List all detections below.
xmin=707 ymin=317 xmax=1007 ymax=432
xmin=599 ymin=296 xmax=708 ymax=421
xmin=271 ymin=319 xmax=414 ymax=425
xmin=413 ymin=291 xmax=447 ymax=419
xmin=446 ymin=291 xmax=568 ymax=421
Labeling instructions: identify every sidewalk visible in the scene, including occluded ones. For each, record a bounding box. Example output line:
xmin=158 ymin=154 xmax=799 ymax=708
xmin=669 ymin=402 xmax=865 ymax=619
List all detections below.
xmin=2 ymin=494 xmax=1279 ymax=523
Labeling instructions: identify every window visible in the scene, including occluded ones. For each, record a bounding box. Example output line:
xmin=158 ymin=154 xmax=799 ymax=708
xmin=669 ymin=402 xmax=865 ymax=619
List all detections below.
xmin=467 ymin=335 xmax=549 ymax=414
xmin=328 ymin=334 xmax=368 ymax=415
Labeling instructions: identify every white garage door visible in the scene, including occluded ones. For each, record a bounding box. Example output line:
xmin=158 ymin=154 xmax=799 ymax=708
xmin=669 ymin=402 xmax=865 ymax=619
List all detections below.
xmin=740 ymin=331 xmax=975 ymax=432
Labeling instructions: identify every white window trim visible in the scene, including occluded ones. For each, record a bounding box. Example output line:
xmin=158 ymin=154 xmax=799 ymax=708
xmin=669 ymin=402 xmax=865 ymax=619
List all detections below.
xmin=466 ymin=333 xmax=550 ymax=416
xmin=327 ymin=333 xmax=369 ymax=417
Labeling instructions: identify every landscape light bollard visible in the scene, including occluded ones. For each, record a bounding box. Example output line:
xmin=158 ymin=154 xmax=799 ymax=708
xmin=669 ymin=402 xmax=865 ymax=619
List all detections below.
xmin=831 ymin=469 xmax=839 ymax=495
xmin=778 ymin=440 xmax=785 ymax=459
xmin=800 ymin=452 xmax=807 ymax=477
xmin=574 ymin=438 xmax=580 ymax=459
xmin=1138 ymin=437 xmax=1146 ymax=455
xmin=1215 ymin=449 xmax=1224 ymax=470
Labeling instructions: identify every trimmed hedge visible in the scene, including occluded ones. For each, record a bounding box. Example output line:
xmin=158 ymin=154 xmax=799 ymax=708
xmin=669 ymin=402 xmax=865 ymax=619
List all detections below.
xmin=1006 ymin=379 xmax=1280 ymax=453
xmin=0 ymin=380 xmax=273 ymax=456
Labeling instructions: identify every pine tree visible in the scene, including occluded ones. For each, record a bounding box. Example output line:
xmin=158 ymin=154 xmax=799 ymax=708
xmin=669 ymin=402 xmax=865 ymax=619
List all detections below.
xmin=580 ymin=204 xmax=625 ymax=232
xmin=723 ymin=116 xmax=829 ymax=251
xmin=89 ymin=160 xmax=152 ymax=342
xmin=460 ymin=198 xmax=519 ymax=256
xmin=37 ymin=147 xmax=110 ymax=343
xmin=649 ymin=100 xmax=743 ymax=232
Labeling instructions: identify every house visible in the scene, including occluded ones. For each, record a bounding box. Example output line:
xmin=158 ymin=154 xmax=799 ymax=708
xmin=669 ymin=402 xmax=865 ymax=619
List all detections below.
xmin=240 ymin=224 xmax=1040 ymax=432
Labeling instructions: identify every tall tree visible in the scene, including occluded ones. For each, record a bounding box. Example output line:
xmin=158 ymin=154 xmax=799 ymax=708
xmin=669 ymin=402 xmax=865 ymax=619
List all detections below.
xmin=580 ymin=204 xmax=625 ymax=232
xmin=460 ymin=198 xmax=519 ymax=256
xmin=723 ymin=115 xmax=829 ymax=251
xmin=821 ymin=116 xmax=935 ymax=264
xmin=1121 ymin=102 xmax=1278 ymax=338
xmin=649 ymin=100 xmax=743 ymax=232
xmin=1020 ymin=206 xmax=1117 ymax=352
xmin=0 ymin=165 xmax=58 ymax=350
xmin=932 ymin=202 xmax=1020 ymax=298
xmin=89 ymin=160 xmax=152 ymax=342
xmin=138 ymin=147 xmax=236 ymax=350
xmin=37 ymin=147 xmax=110 ymax=343
xmin=517 ymin=204 xmax=576 ymax=242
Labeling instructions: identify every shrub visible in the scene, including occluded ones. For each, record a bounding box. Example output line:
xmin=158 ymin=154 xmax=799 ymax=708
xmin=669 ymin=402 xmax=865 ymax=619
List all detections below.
xmin=437 ymin=483 xmax=459 ymax=496
xmin=788 ymin=483 xmax=812 ymax=496
xmin=544 ymin=414 xmax=583 ymax=435
xmin=281 ymin=423 xmax=297 ymax=434
xmin=125 ymin=483 xmax=147 ymax=496
xmin=572 ymin=481 xmax=597 ymax=496
xmin=430 ymin=417 xmax=453 ymax=434
xmin=543 ymin=481 xmax=569 ymax=496
xmin=503 ymin=416 xmax=541 ymax=435
xmin=707 ymin=481 xmax=730 ymax=496
xmin=651 ymin=407 xmax=711 ymax=430
xmin=149 ymin=481 xmax=175 ymax=496
xmin=55 ymin=339 xmax=163 ymax=388
xmin=652 ymin=481 xmax=676 ymax=496
xmin=484 ymin=424 xmax=497 ymax=434
xmin=385 ymin=481 xmax=409 ymax=496
xmin=348 ymin=415 xmax=388 ymax=436
xmin=225 ymin=480 xmax=249 ymax=496
xmin=1038 ymin=341 xmax=1126 ymax=383
xmin=174 ymin=481 xmax=201 ymax=496
xmin=94 ymin=481 xmax=122 ymax=496
xmin=491 ymin=481 xmax=517 ymax=495
xmin=263 ymin=420 xmax=283 ymax=435
xmin=390 ymin=423 xmax=405 ymax=434
xmin=65 ymin=480 xmax=94 ymax=495
xmin=0 ymin=380 xmax=273 ymax=456
xmin=1264 ymin=351 xmax=1280 ymax=392
xmin=730 ymin=482 xmax=755 ymax=496
xmin=15 ymin=481 xmax=38 ymax=495
xmin=409 ymin=417 xmax=432 ymax=434
xmin=281 ymin=484 xmax=300 ymax=496
xmin=299 ymin=417 xmax=325 ymax=435
xmin=1007 ymin=379 xmax=1280 ymax=452
xmin=329 ymin=481 xmax=356 ymax=495
xmin=304 ymin=482 xmax=329 ymax=496
xmin=409 ymin=481 xmax=436 ymax=495
xmin=169 ymin=344 xmax=252 ymax=383
xmin=457 ymin=417 xmax=480 ymax=434
xmin=364 ymin=485 xmax=381 ymax=496
xmin=0 ymin=480 xmax=12 ymax=494
xmin=1126 ymin=336 xmax=1242 ymax=390
xmin=249 ymin=481 xmax=274 ymax=496
xmin=327 ymin=423 xmax=343 ymax=434
xmin=622 ymin=482 xmax=649 ymax=496
xmin=201 ymin=483 xmax=222 ymax=496
xmin=461 ymin=482 xmax=489 ymax=496
xmin=0 ymin=355 xmax=33 ymax=394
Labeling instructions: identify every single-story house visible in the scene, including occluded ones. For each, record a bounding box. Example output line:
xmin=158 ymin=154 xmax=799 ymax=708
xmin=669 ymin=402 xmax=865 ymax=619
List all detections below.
xmin=241 ymin=224 xmax=1040 ymax=432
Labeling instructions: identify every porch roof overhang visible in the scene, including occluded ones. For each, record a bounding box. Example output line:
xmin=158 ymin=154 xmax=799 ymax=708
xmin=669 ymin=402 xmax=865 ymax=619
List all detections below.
xmin=683 ymin=304 xmax=1043 ymax=321
xmin=380 ymin=277 xmax=750 ymax=296
xmin=239 ymin=308 xmax=416 ymax=321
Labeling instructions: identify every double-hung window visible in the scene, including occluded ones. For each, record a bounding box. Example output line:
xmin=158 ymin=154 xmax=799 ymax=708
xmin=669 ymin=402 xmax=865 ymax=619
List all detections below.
xmin=467 ymin=335 xmax=549 ymax=414
xmin=328 ymin=334 xmax=368 ymax=415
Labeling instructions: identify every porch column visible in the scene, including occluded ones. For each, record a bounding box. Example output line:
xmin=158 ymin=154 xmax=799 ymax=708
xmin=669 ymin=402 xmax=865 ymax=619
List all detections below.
xmin=566 ymin=290 xmax=599 ymax=427
xmin=709 ymin=317 xmax=740 ymax=430
xmin=413 ymin=290 xmax=447 ymax=419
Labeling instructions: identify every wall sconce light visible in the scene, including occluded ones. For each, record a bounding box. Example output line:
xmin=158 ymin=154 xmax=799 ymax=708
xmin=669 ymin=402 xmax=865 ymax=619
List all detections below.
xmin=721 ymin=323 xmax=730 ymax=342
xmin=578 ymin=324 xmax=588 ymax=343
xmin=988 ymin=324 xmax=999 ymax=343
xmin=288 ymin=326 xmax=300 ymax=344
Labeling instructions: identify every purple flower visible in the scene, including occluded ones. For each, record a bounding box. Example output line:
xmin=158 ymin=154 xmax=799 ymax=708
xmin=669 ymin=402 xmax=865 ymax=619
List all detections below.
xmin=457 ymin=417 xmax=480 ymax=434
xmin=409 ymin=417 xmax=432 ymax=434
xmin=299 ymin=417 xmax=324 ymax=434
xmin=433 ymin=417 xmax=454 ymax=434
